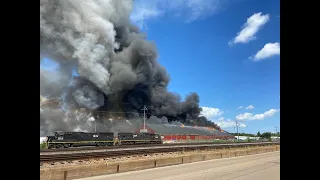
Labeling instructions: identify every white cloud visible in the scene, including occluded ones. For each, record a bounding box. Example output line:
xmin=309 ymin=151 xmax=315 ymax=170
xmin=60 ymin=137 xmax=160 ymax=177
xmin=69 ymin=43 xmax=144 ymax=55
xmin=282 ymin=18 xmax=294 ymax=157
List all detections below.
xmin=131 ymin=0 xmax=224 ymax=29
xmin=216 ymin=118 xmax=246 ymax=128
xmin=236 ymin=109 xmax=280 ymax=121
xmin=251 ymin=42 xmax=280 ymax=61
xmin=130 ymin=1 xmax=163 ymax=30
xmin=229 ymin=12 xmax=269 ymax=45
xmin=245 ymin=105 xmax=254 ymax=110
xmin=200 ymin=106 xmax=223 ymax=119
xmin=238 ymin=106 xmax=243 ymax=109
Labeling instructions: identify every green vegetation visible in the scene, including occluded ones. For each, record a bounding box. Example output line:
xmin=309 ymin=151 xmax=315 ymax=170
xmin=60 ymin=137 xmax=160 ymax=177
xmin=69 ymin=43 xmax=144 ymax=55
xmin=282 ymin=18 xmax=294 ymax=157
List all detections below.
xmin=260 ymin=132 xmax=271 ymax=139
xmin=230 ymin=133 xmax=257 ymax=137
xmin=272 ymin=132 xmax=280 ymax=137
xmin=257 ymin=131 xmax=261 ymax=137
xmin=231 ymin=131 xmax=280 ymax=138
xmin=40 ymin=142 xmax=47 ymax=149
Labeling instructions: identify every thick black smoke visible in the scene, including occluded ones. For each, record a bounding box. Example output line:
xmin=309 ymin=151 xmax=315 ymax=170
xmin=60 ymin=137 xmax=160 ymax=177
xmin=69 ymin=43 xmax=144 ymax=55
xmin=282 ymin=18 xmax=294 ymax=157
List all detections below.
xmin=40 ymin=0 xmax=220 ymax=135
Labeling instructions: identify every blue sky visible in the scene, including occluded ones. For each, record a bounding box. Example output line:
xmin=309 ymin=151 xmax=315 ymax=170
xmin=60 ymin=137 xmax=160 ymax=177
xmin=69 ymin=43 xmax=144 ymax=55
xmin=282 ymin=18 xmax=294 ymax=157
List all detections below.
xmin=130 ymin=0 xmax=280 ymax=134
xmin=41 ymin=0 xmax=280 ymax=134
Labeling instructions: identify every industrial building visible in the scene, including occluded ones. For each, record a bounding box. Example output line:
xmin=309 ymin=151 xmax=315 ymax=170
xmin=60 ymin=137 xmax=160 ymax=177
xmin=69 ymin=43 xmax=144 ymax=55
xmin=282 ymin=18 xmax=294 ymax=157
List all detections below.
xmin=136 ymin=123 xmax=234 ymax=142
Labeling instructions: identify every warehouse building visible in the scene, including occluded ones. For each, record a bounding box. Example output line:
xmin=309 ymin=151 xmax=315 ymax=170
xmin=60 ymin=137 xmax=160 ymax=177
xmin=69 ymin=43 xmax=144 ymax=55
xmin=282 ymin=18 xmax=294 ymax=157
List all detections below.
xmin=137 ymin=123 xmax=234 ymax=142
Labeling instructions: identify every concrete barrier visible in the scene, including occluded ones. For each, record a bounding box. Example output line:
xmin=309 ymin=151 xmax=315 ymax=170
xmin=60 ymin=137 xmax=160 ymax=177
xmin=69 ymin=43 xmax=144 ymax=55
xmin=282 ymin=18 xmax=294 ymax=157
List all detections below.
xmin=40 ymin=145 xmax=280 ymax=180
xmin=235 ymin=150 xmax=247 ymax=157
xmin=258 ymin=148 xmax=267 ymax=153
xmin=156 ymin=157 xmax=182 ymax=167
xmin=204 ymin=153 xmax=222 ymax=160
xmin=221 ymin=152 xmax=230 ymax=158
xmin=247 ymin=149 xmax=258 ymax=155
xmin=183 ymin=154 xmax=204 ymax=163
xmin=117 ymin=159 xmax=155 ymax=173
xmin=40 ymin=164 xmax=111 ymax=180
xmin=40 ymin=168 xmax=65 ymax=180
xmin=106 ymin=164 xmax=119 ymax=174
xmin=66 ymin=164 xmax=107 ymax=179
xmin=266 ymin=148 xmax=273 ymax=152
xmin=229 ymin=151 xmax=236 ymax=157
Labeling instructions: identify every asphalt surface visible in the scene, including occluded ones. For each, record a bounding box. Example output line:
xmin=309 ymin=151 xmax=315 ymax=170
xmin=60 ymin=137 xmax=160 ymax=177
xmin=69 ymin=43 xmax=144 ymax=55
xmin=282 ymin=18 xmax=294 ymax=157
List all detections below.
xmin=76 ymin=151 xmax=280 ymax=180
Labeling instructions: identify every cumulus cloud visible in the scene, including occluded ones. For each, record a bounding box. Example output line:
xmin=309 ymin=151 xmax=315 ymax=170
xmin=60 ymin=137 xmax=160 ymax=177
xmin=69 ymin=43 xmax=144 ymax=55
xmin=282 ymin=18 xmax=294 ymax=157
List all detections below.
xmin=245 ymin=105 xmax=254 ymax=110
xmin=201 ymin=107 xmax=247 ymax=129
xmin=236 ymin=109 xmax=279 ymax=121
xmin=200 ymin=106 xmax=223 ymax=119
xmin=200 ymin=107 xmax=246 ymax=129
xmin=238 ymin=106 xmax=243 ymax=109
xmin=229 ymin=12 xmax=269 ymax=45
xmin=216 ymin=117 xmax=246 ymax=128
xmin=251 ymin=42 xmax=280 ymax=61
xmin=131 ymin=0 xmax=224 ymax=29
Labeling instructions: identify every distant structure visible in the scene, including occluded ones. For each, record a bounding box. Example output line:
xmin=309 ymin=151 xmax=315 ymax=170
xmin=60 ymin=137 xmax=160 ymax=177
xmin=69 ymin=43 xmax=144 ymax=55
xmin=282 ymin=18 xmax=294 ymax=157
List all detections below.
xmin=136 ymin=123 xmax=234 ymax=143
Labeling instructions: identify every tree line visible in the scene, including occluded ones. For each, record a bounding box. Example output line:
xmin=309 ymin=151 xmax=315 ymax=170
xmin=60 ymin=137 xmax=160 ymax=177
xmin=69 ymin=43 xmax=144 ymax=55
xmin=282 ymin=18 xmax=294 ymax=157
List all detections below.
xmin=230 ymin=131 xmax=280 ymax=139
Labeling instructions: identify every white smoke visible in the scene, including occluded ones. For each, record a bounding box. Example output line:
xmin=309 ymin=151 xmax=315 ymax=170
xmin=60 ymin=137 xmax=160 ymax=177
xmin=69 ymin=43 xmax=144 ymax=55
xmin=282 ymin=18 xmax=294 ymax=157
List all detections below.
xmin=40 ymin=0 xmax=134 ymax=95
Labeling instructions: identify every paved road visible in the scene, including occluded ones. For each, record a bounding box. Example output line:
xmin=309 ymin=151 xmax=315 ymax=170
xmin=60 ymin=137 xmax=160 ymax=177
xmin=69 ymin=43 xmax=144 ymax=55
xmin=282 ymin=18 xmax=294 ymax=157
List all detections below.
xmin=76 ymin=151 xmax=280 ymax=180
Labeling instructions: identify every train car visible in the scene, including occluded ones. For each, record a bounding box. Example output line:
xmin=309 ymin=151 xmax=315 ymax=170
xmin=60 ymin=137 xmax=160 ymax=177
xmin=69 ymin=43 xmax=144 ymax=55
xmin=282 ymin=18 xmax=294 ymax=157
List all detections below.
xmin=118 ymin=132 xmax=162 ymax=145
xmin=46 ymin=131 xmax=115 ymax=149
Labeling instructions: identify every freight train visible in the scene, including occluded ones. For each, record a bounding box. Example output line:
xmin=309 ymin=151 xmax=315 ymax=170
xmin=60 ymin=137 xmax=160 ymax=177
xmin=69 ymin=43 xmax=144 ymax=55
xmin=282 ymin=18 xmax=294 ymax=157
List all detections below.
xmin=46 ymin=131 xmax=163 ymax=149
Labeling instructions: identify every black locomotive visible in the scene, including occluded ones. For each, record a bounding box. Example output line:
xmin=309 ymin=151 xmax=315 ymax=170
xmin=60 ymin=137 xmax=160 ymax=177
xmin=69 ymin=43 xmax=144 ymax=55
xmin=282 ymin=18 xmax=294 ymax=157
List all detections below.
xmin=118 ymin=132 xmax=162 ymax=145
xmin=46 ymin=131 xmax=162 ymax=149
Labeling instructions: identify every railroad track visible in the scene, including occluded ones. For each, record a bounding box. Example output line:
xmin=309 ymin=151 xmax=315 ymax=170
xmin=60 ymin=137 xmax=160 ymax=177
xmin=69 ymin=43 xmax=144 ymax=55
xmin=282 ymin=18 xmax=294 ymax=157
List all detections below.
xmin=40 ymin=141 xmax=271 ymax=152
xmin=40 ymin=142 xmax=279 ymax=163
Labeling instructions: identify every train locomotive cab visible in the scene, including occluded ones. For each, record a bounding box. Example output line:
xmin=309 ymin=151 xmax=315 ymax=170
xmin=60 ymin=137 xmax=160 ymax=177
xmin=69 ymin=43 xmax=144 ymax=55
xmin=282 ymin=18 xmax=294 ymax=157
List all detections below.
xmin=46 ymin=131 xmax=70 ymax=149
xmin=153 ymin=133 xmax=163 ymax=144
xmin=147 ymin=133 xmax=162 ymax=144
xmin=46 ymin=131 xmax=116 ymax=149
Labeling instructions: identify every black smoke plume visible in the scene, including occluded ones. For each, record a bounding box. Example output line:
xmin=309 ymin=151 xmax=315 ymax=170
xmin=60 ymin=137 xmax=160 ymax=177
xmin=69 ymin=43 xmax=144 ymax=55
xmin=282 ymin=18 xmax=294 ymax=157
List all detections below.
xmin=40 ymin=0 xmax=220 ymax=135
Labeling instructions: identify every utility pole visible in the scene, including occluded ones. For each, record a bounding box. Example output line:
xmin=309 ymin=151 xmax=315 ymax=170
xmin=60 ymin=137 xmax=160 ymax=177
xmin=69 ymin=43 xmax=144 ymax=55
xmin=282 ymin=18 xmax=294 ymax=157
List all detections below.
xmin=274 ymin=126 xmax=278 ymax=135
xmin=95 ymin=114 xmax=99 ymax=133
xmin=142 ymin=105 xmax=148 ymax=132
xmin=235 ymin=120 xmax=240 ymax=142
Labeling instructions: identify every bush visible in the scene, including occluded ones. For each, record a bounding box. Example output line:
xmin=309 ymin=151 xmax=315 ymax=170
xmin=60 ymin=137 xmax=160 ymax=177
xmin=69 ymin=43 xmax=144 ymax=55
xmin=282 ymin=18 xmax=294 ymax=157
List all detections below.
xmin=40 ymin=142 xmax=47 ymax=149
xmin=261 ymin=132 xmax=272 ymax=139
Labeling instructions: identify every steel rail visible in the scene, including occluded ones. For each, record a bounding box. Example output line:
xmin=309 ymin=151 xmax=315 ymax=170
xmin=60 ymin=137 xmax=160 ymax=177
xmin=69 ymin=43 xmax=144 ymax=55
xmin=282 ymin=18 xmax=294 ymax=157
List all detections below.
xmin=40 ymin=142 xmax=279 ymax=163
xmin=40 ymin=141 xmax=276 ymax=152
